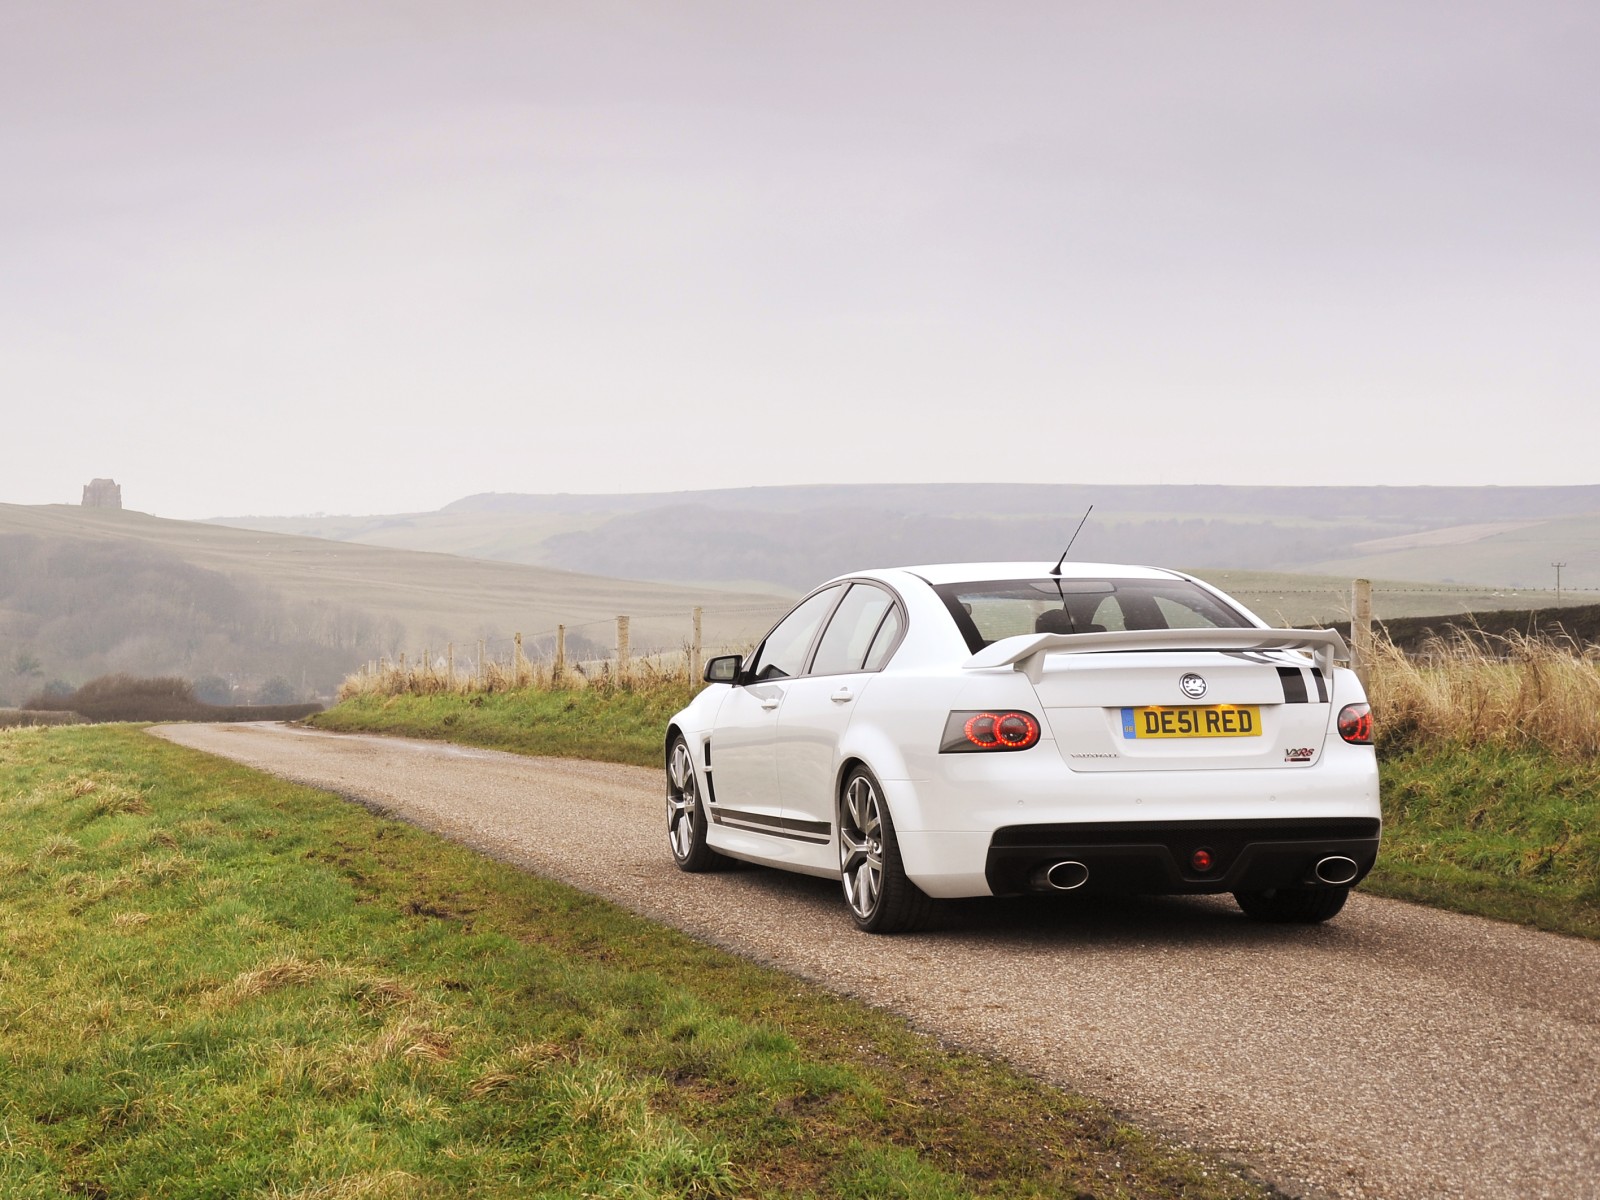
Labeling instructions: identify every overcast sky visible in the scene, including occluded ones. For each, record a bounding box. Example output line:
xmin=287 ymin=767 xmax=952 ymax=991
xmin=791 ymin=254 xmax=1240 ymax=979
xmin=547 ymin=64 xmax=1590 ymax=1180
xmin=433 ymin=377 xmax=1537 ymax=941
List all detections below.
xmin=3 ymin=1 xmax=1597 ymax=518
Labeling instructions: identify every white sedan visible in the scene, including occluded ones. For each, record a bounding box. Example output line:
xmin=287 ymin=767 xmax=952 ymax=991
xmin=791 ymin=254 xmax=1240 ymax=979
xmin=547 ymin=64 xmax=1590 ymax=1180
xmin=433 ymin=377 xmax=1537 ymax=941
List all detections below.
xmin=664 ymin=562 xmax=1380 ymax=933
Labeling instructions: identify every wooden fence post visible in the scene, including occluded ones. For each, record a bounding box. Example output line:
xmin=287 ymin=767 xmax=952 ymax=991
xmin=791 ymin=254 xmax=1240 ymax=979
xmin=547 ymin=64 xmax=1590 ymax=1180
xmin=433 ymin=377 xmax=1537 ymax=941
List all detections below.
xmin=616 ymin=615 xmax=630 ymax=682
xmin=1352 ymin=579 xmax=1373 ymax=692
xmin=446 ymin=643 xmax=455 ymax=685
xmin=476 ymin=640 xmax=485 ymax=688
xmin=514 ymin=632 xmax=525 ymax=685
xmin=554 ymin=625 xmax=566 ymax=685
xmin=690 ymin=606 xmax=703 ymax=682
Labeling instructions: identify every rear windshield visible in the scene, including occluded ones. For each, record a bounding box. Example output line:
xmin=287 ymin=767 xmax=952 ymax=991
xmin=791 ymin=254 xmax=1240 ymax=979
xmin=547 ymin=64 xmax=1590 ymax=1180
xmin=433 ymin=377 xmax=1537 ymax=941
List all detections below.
xmin=933 ymin=577 xmax=1253 ymax=652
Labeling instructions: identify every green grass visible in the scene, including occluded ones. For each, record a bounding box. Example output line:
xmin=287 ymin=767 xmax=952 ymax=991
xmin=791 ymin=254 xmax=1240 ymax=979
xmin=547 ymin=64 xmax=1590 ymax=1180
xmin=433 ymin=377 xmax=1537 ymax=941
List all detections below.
xmin=309 ymin=684 xmax=701 ymax=769
xmin=1365 ymin=743 xmax=1600 ymax=939
xmin=0 ymin=725 xmax=1266 ymax=1199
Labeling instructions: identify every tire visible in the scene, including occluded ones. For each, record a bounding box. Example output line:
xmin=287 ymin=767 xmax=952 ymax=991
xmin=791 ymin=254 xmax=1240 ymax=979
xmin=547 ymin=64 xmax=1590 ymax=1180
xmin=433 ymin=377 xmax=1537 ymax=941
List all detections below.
xmin=838 ymin=766 xmax=933 ymax=933
xmin=1233 ymin=885 xmax=1350 ymax=924
xmin=666 ymin=736 xmax=728 ymax=872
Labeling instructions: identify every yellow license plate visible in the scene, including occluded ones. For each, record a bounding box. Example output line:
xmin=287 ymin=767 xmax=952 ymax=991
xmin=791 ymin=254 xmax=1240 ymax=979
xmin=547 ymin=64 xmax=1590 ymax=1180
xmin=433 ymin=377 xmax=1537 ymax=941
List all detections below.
xmin=1121 ymin=705 xmax=1261 ymax=739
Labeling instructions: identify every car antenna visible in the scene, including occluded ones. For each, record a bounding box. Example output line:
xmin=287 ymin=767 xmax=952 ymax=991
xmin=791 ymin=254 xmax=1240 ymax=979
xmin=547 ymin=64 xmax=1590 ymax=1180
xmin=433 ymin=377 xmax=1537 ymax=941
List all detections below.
xmin=1050 ymin=504 xmax=1094 ymax=576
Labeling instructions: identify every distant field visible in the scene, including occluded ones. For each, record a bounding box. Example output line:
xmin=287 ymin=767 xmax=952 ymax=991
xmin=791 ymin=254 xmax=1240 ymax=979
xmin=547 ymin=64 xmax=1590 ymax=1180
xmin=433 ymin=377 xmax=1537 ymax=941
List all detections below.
xmin=1190 ymin=569 xmax=1580 ymax=626
xmin=207 ymin=509 xmax=609 ymax=566
xmin=0 ymin=505 xmax=787 ymax=651
xmin=0 ymin=505 xmax=790 ymax=702
xmin=1306 ymin=511 xmax=1600 ymax=594
xmin=211 ymin=482 xmax=1600 ymax=600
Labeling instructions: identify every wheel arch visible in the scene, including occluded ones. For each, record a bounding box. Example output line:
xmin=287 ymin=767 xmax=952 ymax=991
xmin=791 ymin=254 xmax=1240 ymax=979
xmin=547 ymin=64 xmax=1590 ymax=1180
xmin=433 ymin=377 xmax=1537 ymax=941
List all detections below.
xmin=833 ymin=724 xmax=913 ymax=808
xmin=834 ymin=755 xmax=871 ymax=808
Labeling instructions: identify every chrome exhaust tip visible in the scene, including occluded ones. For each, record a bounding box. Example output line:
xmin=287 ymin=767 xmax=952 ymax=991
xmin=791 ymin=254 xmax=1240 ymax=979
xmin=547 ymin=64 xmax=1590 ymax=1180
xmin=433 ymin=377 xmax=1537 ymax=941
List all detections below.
xmin=1314 ymin=855 xmax=1360 ymax=886
xmin=1045 ymin=860 xmax=1090 ymax=891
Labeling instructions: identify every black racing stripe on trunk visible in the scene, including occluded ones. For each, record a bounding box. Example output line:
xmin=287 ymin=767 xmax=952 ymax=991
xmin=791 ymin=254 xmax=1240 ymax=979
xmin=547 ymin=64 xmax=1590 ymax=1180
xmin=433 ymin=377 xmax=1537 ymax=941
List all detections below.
xmin=1277 ymin=665 xmax=1309 ymax=704
xmin=1310 ymin=667 xmax=1328 ymax=703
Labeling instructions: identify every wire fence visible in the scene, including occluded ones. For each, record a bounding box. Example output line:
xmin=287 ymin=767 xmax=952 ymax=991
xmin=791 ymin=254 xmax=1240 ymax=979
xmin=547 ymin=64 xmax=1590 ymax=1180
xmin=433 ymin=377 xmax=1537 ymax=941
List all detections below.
xmin=348 ymin=601 xmax=791 ymax=695
xmin=346 ymin=576 xmax=1598 ymax=699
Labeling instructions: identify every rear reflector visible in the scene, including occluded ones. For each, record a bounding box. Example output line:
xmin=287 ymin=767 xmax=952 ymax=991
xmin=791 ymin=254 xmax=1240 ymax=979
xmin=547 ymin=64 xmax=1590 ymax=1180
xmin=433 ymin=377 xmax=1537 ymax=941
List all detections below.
xmin=940 ymin=710 xmax=1042 ymax=752
xmin=1337 ymin=703 xmax=1373 ymax=745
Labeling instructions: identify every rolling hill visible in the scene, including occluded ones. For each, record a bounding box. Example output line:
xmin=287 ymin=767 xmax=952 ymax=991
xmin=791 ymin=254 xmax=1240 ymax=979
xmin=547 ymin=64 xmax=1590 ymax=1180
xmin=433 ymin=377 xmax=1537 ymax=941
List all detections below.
xmin=7 ymin=496 xmax=1593 ymax=708
xmin=0 ymin=505 xmax=790 ymax=706
xmin=210 ymin=483 xmax=1600 ymax=599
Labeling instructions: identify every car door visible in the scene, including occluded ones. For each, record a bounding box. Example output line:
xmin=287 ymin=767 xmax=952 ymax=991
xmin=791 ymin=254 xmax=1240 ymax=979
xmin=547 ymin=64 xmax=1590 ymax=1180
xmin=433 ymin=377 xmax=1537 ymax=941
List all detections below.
xmin=776 ymin=582 xmax=905 ymax=837
xmin=707 ymin=585 xmax=843 ymax=838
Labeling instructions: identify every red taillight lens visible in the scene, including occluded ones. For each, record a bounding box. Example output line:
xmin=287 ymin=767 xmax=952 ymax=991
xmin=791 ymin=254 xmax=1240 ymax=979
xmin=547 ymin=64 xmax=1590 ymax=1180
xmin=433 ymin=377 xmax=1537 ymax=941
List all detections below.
xmin=1191 ymin=848 xmax=1214 ymax=872
xmin=1337 ymin=703 xmax=1373 ymax=745
xmin=964 ymin=713 xmax=999 ymax=745
xmin=941 ymin=710 xmax=1042 ymax=752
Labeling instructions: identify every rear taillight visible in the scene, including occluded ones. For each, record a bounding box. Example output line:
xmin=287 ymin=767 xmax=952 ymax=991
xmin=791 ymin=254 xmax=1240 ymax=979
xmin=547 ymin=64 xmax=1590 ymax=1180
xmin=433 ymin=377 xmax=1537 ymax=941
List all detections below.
xmin=940 ymin=710 xmax=1042 ymax=753
xmin=1337 ymin=703 xmax=1373 ymax=745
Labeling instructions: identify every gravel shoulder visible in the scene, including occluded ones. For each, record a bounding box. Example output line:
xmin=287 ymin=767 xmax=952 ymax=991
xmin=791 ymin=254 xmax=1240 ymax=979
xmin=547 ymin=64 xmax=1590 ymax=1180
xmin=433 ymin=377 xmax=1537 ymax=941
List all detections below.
xmin=153 ymin=721 xmax=1600 ymax=1200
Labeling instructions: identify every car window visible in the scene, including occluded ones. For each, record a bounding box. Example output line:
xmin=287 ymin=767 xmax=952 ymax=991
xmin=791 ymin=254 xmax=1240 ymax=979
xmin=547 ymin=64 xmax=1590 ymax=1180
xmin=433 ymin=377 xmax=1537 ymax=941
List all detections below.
xmin=861 ymin=604 xmax=905 ymax=671
xmin=748 ymin=586 xmax=844 ymax=680
xmin=810 ymin=584 xmax=899 ymax=676
xmin=1089 ymin=595 xmax=1127 ymax=631
xmin=1153 ymin=594 xmax=1222 ymax=629
xmin=933 ymin=578 xmax=1251 ymax=652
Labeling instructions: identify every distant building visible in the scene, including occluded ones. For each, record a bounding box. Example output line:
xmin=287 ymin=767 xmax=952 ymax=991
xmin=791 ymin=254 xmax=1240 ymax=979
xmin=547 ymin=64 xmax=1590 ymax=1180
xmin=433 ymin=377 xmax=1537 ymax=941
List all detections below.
xmin=82 ymin=479 xmax=122 ymax=509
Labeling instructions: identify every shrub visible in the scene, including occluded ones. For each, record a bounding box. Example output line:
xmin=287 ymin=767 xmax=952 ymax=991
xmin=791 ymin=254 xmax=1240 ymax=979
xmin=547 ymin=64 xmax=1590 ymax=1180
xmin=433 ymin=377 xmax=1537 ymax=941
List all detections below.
xmin=192 ymin=674 xmax=234 ymax=705
xmin=23 ymin=675 xmax=321 ymax=724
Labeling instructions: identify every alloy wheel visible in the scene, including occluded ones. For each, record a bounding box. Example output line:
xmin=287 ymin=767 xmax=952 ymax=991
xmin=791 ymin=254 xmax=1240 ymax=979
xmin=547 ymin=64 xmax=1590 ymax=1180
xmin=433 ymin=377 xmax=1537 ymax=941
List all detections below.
xmin=840 ymin=773 xmax=884 ymax=920
xmin=667 ymin=740 xmax=699 ymax=862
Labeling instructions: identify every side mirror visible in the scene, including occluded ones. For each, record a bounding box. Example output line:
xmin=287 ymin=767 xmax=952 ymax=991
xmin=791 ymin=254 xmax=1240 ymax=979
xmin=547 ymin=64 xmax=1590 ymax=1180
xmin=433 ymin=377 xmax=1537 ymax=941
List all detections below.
xmin=703 ymin=654 xmax=742 ymax=684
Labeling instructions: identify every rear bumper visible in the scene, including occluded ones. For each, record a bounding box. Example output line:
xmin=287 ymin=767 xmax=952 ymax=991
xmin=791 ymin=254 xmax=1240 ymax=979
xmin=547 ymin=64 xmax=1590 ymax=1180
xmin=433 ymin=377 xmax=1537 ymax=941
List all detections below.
xmin=879 ymin=743 xmax=1380 ymax=898
xmin=983 ymin=817 xmax=1381 ymax=896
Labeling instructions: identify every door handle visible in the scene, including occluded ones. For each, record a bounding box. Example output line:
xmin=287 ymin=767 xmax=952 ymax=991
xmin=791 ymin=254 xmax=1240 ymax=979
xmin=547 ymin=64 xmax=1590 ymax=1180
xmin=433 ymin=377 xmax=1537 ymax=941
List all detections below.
xmin=760 ymin=698 xmax=780 ymax=711
xmin=831 ymin=687 xmax=853 ymax=703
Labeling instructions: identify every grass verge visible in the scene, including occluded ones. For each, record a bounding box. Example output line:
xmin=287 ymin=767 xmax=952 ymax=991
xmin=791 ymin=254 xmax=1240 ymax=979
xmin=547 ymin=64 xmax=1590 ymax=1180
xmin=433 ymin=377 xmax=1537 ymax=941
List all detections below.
xmin=308 ymin=685 xmax=695 ymax=769
xmin=1365 ymin=743 xmax=1600 ymax=939
xmin=0 ymin=724 xmax=1266 ymax=1199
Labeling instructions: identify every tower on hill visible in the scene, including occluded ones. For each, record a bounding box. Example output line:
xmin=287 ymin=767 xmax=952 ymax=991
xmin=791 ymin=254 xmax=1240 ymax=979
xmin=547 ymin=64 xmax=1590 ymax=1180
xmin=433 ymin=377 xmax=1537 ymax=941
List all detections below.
xmin=82 ymin=479 xmax=123 ymax=509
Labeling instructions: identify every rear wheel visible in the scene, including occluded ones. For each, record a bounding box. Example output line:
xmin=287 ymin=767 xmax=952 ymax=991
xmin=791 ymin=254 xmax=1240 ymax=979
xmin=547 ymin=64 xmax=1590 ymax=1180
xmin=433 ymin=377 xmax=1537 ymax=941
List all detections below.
xmin=839 ymin=767 xmax=932 ymax=933
xmin=667 ymin=737 xmax=727 ymax=872
xmin=1234 ymin=885 xmax=1350 ymax=923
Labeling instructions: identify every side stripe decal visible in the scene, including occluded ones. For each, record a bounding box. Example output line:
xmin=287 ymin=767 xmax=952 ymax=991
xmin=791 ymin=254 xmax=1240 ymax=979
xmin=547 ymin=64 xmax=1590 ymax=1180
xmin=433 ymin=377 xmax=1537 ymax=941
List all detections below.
xmin=707 ymin=806 xmax=832 ymax=844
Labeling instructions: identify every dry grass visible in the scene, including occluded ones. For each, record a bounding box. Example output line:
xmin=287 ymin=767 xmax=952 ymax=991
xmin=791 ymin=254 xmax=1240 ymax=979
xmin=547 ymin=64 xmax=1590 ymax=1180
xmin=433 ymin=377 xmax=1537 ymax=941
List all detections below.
xmin=337 ymin=629 xmax=1600 ymax=765
xmin=336 ymin=649 xmax=711 ymax=701
xmin=1368 ymin=629 xmax=1600 ymax=758
xmin=261 ymin=1171 xmax=427 ymax=1200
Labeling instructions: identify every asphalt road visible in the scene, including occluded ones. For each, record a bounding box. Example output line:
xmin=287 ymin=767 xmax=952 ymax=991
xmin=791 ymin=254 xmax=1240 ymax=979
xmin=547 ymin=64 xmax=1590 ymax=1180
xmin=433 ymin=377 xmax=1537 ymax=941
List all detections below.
xmin=152 ymin=722 xmax=1600 ymax=1200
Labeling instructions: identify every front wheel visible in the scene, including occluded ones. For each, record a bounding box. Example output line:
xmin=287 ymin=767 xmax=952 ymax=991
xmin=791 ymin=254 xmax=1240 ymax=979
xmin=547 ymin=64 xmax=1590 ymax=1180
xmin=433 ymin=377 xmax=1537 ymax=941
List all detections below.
xmin=1233 ymin=886 xmax=1350 ymax=923
xmin=838 ymin=767 xmax=932 ymax=933
xmin=667 ymin=737 xmax=727 ymax=872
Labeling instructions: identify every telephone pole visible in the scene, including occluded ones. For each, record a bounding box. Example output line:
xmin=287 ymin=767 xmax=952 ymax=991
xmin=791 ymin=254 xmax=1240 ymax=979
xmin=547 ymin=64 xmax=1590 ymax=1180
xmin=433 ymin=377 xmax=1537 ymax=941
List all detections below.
xmin=1552 ymin=562 xmax=1567 ymax=604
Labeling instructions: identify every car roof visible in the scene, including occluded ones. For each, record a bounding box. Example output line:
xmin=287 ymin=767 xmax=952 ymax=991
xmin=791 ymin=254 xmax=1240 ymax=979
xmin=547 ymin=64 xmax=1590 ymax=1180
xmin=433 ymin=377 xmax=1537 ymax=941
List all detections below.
xmin=866 ymin=561 xmax=1187 ymax=587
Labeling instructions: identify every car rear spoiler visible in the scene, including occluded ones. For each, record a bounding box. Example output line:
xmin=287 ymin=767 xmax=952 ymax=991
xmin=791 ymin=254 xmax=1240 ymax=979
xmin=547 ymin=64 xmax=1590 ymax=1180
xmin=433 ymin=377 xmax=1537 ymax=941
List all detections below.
xmin=963 ymin=627 xmax=1350 ymax=683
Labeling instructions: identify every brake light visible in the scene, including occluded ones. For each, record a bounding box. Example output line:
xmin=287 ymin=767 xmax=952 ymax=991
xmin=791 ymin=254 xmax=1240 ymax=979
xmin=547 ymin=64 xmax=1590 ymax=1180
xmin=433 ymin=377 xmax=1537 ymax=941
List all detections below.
xmin=1337 ymin=703 xmax=1373 ymax=745
xmin=940 ymin=710 xmax=1041 ymax=753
